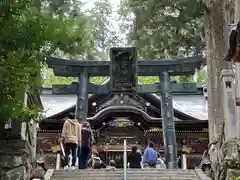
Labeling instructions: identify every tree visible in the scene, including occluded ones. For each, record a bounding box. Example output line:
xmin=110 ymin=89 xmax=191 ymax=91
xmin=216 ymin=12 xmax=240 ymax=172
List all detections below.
xmin=42 ymin=0 xmax=122 ymax=85
xmin=195 ymin=67 xmax=207 ymax=85
xmin=202 ymin=0 xmax=231 ymax=179
xmin=0 ymin=0 xmax=92 ymax=120
xmin=203 ymin=0 xmax=229 ymax=139
xmin=121 ymin=0 xmax=204 ymax=59
xmin=42 ymin=67 xmax=107 ymax=85
xmin=119 ymin=0 xmax=206 ymax=83
xmin=235 ymin=0 xmax=240 ymax=135
xmin=89 ymin=0 xmax=117 ymax=52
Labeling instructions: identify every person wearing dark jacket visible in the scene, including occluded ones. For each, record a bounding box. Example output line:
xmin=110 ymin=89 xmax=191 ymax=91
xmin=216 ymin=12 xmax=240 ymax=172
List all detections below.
xmin=127 ymin=146 xmax=142 ymax=168
xmin=78 ymin=121 xmax=93 ymax=169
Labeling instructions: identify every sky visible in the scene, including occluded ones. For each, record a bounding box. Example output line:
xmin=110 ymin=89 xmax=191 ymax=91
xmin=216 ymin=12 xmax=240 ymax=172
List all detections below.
xmin=84 ymin=0 xmax=119 ymax=8
xmin=82 ymin=0 xmax=120 ymax=12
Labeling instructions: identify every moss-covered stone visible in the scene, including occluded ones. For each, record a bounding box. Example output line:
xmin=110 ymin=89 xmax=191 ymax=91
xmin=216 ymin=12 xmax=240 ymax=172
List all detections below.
xmin=0 ymin=140 xmax=32 ymax=180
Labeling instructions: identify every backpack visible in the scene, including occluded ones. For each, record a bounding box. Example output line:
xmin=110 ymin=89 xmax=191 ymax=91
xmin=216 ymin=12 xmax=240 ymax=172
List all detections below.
xmin=235 ymin=33 xmax=240 ymax=62
xmin=224 ymin=22 xmax=240 ymax=62
xmin=81 ymin=128 xmax=91 ymax=148
xmin=92 ymin=157 xmax=102 ymax=169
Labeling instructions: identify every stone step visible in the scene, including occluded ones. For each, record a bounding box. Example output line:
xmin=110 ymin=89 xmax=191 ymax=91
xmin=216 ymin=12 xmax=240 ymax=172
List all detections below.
xmin=53 ymin=170 xmax=197 ymax=173
xmin=50 ymin=169 xmax=201 ymax=180
xmin=51 ymin=178 xmax=200 ymax=180
xmin=52 ymin=173 xmax=199 ymax=177
xmin=53 ymin=169 xmax=197 ymax=174
xmin=52 ymin=173 xmax=197 ymax=177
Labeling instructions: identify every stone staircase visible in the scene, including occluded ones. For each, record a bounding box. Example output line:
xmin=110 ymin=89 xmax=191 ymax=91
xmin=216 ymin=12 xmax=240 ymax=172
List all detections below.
xmin=48 ymin=169 xmax=207 ymax=180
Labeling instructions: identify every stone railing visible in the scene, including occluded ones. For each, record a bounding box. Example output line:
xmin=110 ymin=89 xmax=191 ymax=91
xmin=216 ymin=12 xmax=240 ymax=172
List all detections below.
xmin=207 ymin=69 xmax=240 ymax=180
xmin=0 ymin=120 xmax=37 ymax=180
xmin=0 ymin=140 xmax=32 ymax=180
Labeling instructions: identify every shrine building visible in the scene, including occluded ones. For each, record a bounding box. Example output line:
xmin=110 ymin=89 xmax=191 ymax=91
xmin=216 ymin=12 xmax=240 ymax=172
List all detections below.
xmin=37 ymin=47 xmax=208 ymax=169
xmin=37 ymin=83 xmax=208 ymax=169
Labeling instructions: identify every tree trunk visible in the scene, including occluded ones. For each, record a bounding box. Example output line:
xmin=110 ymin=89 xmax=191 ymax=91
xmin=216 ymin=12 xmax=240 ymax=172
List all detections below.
xmin=204 ymin=0 xmax=228 ymax=141
xmin=203 ymin=0 xmax=229 ymax=179
xmin=235 ymin=0 xmax=240 ymax=135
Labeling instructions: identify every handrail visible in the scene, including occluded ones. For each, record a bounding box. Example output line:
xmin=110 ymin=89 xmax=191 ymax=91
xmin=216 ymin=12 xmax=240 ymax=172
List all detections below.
xmin=44 ymin=169 xmax=54 ymax=180
xmin=181 ymin=154 xmax=187 ymax=170
xmin=56 ymin=153 xmax=61 ymax=170
xmin=123 ymin=139 xmax=127 ymax=180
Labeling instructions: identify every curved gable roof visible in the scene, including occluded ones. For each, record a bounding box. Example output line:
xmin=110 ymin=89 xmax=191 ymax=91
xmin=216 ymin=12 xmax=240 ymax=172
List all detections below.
xmin=40 ymin=88 xmax=208 ymax=121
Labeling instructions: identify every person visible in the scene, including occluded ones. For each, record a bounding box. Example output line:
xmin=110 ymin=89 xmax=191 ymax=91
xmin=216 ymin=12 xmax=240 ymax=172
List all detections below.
xmin=156 ymin=153 xmax=166 ymax=169
xmin=224 ymin=20 xmax=240 ymax=62
xmin=29 ymin=159 xmax=47 ymax=180
xmin=136 ymin=149 xmax=144 ymax=169
xmin=127 ymin=146 xmax=142 ymax=168
xmin=200 ymin=150 xmax=212 ymax=174
xmin=61 ymin=112 xmax=80 ymax=169
xmin=106 ymin=160 xmax=117 ymax=170
xmin=78 ymin=121 xmax=93 ymax=169
xmin=142 ymin=142 xmax=157 ymax=168
xmin=88 ymin=153 xmax=106 ymax=169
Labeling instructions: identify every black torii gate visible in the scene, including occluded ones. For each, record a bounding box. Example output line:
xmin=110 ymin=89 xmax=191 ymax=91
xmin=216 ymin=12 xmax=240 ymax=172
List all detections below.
xmin=46 ymin=47 xmax=203 ymax=169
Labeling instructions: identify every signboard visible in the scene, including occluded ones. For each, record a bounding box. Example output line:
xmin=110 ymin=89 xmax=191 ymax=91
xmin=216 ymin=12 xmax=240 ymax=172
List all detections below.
xmin=110 ymin=47 xmax=137 ymax=92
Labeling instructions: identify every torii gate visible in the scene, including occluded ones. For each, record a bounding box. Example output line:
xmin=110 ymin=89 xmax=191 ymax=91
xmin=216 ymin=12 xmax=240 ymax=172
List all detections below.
xmin=46 ymin=47 xmax=203 ymax=169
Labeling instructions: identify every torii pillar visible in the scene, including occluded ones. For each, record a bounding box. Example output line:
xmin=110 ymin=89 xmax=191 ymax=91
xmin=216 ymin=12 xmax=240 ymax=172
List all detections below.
xmin=159 ymin=72 xmax=178 ymax=169
xmin=75 ymin=71 xmax=89 ymax=122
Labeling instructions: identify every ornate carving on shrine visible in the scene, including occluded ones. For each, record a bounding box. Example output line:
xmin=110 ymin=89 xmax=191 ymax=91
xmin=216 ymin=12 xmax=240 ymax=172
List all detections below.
xmin=110 ymin=47 xmax=137 ymax=92
xmin=108 ymin=118 xmax=133 ymax=127
xmin=96 ymin=94 xmax=144 ymax=112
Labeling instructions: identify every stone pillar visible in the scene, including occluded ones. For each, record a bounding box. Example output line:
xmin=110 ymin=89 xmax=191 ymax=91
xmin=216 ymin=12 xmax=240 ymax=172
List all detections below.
xmin=221 ymin=69 xmax=237 ymax=139
xmin=75 ymin=70 xmax=89 ymax=122
xmin=0 ymin=140 xmax=32 ymax=180
xmin=159 ymin=72 xmax=178 ymax=169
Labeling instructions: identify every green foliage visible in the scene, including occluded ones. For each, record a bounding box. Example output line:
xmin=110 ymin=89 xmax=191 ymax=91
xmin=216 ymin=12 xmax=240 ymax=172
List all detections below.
xmin=90 ymin=77 xmax=108 ymax=84
xmin=42 ymin=68 xmax=108 ymax=85
xmin=42 ymin=68 xmax=77 ymax=86
xmin=138 ymin=76 xmax=159 ymax=84
xmin=87 ymin=0 xmax=122 ymax=57
xmin=42 ymin=0 xmax=207 ymax=87
xmin=0 ymin=0 xmax=92 ymax=119
xmin=196 ymin=67 xmax=207 ymax=84
xmin=42 ymin=0 xmax=121 ymax=85
xmin=122 ymin=0 xmax=205 ymax=59
xmin=119 ymin=0 xmax=206 ymax=83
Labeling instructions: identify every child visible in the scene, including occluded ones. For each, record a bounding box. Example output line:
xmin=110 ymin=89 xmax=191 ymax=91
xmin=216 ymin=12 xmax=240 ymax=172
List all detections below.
xmin=106 ymin=160 xmax=117 ymax=170
xmin=88 ymin=153 xmax=106 ymax=169
xmin=156 ymin=153 xmax=166 ymax=169
xmin=29 ymin=160 xmax=47 ymax=180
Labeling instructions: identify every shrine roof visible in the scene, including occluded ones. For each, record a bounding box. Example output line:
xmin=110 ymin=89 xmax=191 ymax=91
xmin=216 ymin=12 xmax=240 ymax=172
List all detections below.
xmin=40 ymin=87 xmax=208 ymax=120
